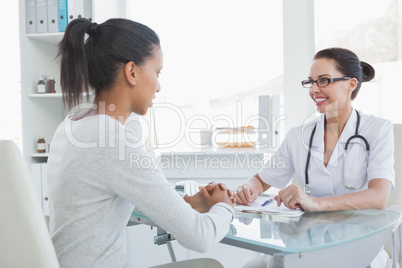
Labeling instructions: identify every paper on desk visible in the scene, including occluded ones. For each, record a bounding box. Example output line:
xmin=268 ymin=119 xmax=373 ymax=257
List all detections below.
xmin=235 ymin=196 xmax=304 ymax=217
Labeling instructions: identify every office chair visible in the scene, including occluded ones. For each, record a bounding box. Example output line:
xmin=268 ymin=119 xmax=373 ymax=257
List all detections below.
xmin=385 ymin=124 xmax=402 ymax=268
xmin=0 ymin=140 xmax=59 ymax=268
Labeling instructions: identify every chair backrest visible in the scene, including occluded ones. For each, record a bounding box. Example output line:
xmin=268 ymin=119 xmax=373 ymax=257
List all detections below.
xmin=384 ymin=124 xmax=402 ymax=258
xmin=0 ymin=140 xmax=59 ymax=268
xmin=387 ymin=124 xmax=402 ymax=208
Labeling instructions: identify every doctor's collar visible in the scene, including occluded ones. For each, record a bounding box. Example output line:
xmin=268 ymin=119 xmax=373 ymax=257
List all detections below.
xmin=309 ymin=108 xmax=358 ymax=148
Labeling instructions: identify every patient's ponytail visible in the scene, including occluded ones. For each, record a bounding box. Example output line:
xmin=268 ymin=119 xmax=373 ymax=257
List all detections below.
xmin=58 ymin=18 xmax=92 ymax=109
xmin=57 ymin=18 xmax=160 ymax=110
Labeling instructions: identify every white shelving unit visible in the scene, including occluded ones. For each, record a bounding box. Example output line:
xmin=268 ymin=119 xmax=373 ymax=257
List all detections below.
xmin=20 ymin=32 xmax=64 ymax=162
xmin=18 ymin=0 xmax=128 ymax=215
xmin=19 ymin=0 xmax=126 ymax=162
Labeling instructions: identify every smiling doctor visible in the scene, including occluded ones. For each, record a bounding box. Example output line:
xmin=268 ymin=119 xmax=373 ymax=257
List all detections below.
xmin=235 ymin=47 xmax=395 ymax=268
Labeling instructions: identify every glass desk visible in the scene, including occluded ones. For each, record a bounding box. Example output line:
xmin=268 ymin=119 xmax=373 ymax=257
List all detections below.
xmin=130 ymin=209 xmax=400 ymax=268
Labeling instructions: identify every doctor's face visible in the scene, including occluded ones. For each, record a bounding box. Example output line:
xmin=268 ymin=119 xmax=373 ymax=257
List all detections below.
xmin=308 ymin=58 xmax=356 ymax=116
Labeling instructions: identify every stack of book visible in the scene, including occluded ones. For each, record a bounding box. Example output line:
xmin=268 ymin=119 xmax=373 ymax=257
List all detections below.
xmin=213 ymin=126 xmax=257 ymax=148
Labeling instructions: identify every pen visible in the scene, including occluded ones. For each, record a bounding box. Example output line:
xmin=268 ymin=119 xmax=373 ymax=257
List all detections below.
xmin=242 ymin=210 xmax=279 ymax=215
xmin=261 ymin=198 xmax=273 ymax=207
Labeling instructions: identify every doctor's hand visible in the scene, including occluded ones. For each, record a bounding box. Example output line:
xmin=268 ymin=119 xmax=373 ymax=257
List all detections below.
xmin=234 ymin=184 xmax=259 ymax=206
xmin=275 ymin=184 xmax=320 ymax=212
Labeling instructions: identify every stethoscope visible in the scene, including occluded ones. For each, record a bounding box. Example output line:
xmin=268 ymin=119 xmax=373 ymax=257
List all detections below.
xmin=304 ymin=110 xmax=370 ymax=196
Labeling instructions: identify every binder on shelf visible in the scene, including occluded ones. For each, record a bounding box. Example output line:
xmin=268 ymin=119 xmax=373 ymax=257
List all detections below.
xmin=258 ymin=95 xmax=271 ymax=149
xmin=271 ymin=95 xmax=281 ymax=148
xmin=25 ymin=0 xmax=36 ymax=33
xmin=35 ymin=0 xmax=48 ymax=33
xmin=75 ymin=0 xmax=84 ymax=19
xmin=67 ymin=0 xmax=76 ymax=22
xmin=84 ymin=0 xmax=92 ymax=21
xmin=29 ymin=164 xmax=43 ymax=208
xmin=47 ymin=0 xmax=59 ymax=32
xmin=58 ymin=0 xmax=68 ymax=32
xmin=41 ymin=163 xmax=49 ymax=215
xmin=67 ymin=0 xmax=86 ymax=22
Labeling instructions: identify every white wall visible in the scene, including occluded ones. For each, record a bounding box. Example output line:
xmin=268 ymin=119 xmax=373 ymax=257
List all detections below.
xmin=124 ymin=2 xmax=318 ymax=267
xmin=282 ymin=0 xmax=316 ymax=133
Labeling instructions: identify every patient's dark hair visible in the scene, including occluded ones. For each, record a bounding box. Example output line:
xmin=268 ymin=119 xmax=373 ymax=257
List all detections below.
xmin=313 ymin=47 xmax=375 ymax=100
xmin=58 ymin=18 xmax=160 ymax=109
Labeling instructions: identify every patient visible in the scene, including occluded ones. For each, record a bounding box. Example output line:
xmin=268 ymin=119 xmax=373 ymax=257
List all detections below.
xmin=47 ymin=18 xmax=234 ymax=268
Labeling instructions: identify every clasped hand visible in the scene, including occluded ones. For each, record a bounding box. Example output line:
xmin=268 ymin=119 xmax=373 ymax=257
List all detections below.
xmin=185 ymin=182 xmax=236 ymax=213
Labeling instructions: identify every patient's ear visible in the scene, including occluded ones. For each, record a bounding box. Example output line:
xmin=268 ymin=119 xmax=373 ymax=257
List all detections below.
xmin=124 ymin=61 xmax=137 ymax=87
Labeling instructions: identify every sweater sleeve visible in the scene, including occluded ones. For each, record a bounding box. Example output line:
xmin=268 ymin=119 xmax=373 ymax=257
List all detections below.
xmin=104 ymin=123 xmax=234 ymax=252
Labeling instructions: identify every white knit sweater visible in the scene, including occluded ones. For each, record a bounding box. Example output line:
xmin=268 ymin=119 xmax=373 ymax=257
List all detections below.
xmin=47 ymin=114 xmax=234 ymax=268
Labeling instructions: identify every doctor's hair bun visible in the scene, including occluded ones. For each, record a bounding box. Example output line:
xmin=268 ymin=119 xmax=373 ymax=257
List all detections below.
xmin=360 ymin=61 xmax=375 ymax=82
xmin=313 ymin=47 xmax=376 ymax=100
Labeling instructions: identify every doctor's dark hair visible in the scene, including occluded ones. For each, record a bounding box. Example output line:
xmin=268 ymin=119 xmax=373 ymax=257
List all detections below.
xmin=313 ymin=47 xmax=375 ymax=100
xmin=57 ymin=18 xmax=160 ymax=109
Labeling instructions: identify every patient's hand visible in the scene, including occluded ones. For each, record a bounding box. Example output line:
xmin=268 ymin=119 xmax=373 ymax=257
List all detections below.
xmin=185 ymin=182 xmax=235 ymax=213
xmin=205 ymin=182 xmax=236 ymax=203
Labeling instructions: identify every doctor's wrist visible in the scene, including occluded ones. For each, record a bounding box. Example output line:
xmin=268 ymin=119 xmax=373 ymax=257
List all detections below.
xmin=311 ymin=197 xmax=326 ymax=212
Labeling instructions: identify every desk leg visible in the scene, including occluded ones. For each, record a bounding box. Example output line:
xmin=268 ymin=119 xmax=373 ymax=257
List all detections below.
xmin=273 ymin=228 xmax=391 ymax=268
xmin=167 ymin=241 xmax=176 ymax=262
xmin=391 ymin=231 xmax=397 ymax=268
xmin=128 ymin=218 xmax=177 ymax=263
xmin=398 ymin=225 xmax=402 ymax=268
xmin=155 ymin=228 xmax=177 ymax=262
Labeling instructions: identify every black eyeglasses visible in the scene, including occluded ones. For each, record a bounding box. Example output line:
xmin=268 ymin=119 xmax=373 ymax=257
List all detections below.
xmin=301 ymin=77 xmax=352 ymax=88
